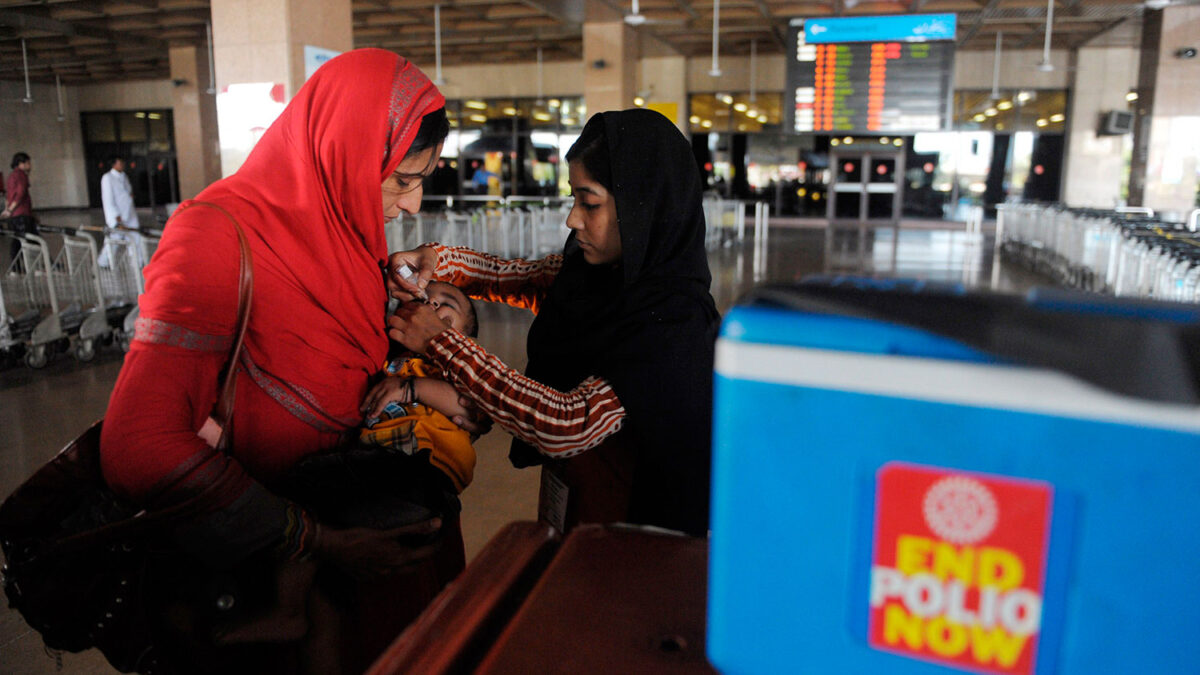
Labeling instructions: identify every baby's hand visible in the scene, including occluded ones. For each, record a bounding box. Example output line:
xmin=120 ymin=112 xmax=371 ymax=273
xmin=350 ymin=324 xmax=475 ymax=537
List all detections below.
xmin=360 ymin=377 xmax=414 ymax=420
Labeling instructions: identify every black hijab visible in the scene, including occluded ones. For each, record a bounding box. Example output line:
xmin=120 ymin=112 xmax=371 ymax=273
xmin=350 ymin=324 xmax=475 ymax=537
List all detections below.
xmin=511 ymin=109 xmax=720 ymax=536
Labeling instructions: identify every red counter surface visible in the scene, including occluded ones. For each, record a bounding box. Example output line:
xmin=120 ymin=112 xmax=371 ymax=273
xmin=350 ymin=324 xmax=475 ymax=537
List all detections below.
xmin=369 ymin=521 xmax=715 ymax=675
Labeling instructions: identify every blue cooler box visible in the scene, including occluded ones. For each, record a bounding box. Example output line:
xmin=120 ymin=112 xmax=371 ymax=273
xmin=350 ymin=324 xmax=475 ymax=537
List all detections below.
xmin=707 ymin=280 xmax=1200 ymax=675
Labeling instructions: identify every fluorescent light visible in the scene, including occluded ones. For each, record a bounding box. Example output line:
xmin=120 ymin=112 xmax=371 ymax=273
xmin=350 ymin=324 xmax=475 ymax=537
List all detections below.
xmin=985 ymin=108 xmax=998 ymax=117
xmin=733 ymin=102 xmax=748 ymax=112
xmin=997 ymin=101 xmax=1013 ymax=111
xmin=689 ymin=115 xmax=701 ymax=124
xmin=1125 ymin=92 xmax=1138 ymax=102
xmin=469 ymin=114 xmax=487 ymax=123
xmin=465 ymin=100 xmax=487 ymax=110
xmin=1036 ymin=118 xmax=1048 ymax=127
xmin=1049 ymin=113 xmax=1065 ymax=122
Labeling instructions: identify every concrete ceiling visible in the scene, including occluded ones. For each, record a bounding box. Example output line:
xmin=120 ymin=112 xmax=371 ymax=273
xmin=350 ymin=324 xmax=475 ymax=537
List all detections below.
xmin=0 ymin=0 xmax=1155 ymax=85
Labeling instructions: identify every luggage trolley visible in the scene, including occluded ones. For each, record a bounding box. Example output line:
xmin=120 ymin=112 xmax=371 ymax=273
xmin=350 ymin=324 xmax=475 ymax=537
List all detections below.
xmin=56 ymin=228 xmax=112 ymax=361
xmin=1 ymin=231 xmax=42 ymax=367
xmin=95 ymin=236 xmax=143 ymax=351
xmin=528 ymin=204 xmax=570 ymax=259
xmin=6 ymin=231 xmax=68 ymax=368
xmin=17 ymin=228 xmax=108 ymax=367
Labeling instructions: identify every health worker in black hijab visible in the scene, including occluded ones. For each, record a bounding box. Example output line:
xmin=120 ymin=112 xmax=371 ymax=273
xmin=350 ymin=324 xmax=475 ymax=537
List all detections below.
xmin=387 ymin=108 xmax=720 ymax=536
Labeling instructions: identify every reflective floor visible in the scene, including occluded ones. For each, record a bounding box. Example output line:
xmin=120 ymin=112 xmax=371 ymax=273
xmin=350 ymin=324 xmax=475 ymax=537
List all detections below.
xmin=0 ymin=215 xmax=1033 ymax=673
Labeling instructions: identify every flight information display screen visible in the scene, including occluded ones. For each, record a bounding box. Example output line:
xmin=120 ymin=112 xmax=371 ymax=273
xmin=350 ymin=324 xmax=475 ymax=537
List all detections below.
xmin=785 ymin=19 xmax=955 ymax=134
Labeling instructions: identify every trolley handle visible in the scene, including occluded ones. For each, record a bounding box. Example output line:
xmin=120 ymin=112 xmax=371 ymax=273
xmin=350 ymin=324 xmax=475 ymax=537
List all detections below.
xmin=32 ymin=224 xmax=77 ymax=236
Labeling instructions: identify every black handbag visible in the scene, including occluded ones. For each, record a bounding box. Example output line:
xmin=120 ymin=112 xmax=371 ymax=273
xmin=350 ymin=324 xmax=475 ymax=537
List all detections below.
xmin=0 ymin=201 xmax=253 ymax=673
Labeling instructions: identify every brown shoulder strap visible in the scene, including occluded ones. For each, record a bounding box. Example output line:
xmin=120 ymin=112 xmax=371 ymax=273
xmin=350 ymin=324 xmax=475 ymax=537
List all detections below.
xmin=29 ymin=206 xmax=254 ymax=558
xmin=177 ymin=200 xmax=253 ymax=452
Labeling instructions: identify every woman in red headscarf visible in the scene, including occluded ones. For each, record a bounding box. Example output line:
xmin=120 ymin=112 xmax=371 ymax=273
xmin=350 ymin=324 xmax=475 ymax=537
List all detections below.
xmin=100 ymin=49 xmax=460 ymax=673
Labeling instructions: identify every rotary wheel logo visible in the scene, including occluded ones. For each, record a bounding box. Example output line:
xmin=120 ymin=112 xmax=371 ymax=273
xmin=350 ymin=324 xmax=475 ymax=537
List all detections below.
xmin=922 ymin=476 xmax=999 ymax=545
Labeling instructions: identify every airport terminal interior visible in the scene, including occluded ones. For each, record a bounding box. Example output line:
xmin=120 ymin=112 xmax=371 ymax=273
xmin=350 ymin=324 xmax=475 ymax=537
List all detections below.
xmin=0 ymin=0 xmax=1197 ymax=673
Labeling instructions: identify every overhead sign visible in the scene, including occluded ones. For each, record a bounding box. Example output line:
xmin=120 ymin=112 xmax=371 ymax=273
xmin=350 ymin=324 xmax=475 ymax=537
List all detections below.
xmin=786 ymin=22 xmax=955 ymax=133
xmin=801 ymin=14 xmax=957 ymax=44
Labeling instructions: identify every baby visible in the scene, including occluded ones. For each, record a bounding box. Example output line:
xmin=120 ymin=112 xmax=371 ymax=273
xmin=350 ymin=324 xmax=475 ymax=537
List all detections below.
xmin=359 ymin=279 xmax=480 ymax=495
xmin=213 ymin=280 xmax=480 ymax=645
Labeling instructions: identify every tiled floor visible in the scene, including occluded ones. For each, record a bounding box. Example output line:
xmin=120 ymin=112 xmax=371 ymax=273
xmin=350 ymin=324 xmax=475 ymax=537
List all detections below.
xmin=0 ymin=212 xmax=1031 ymax=673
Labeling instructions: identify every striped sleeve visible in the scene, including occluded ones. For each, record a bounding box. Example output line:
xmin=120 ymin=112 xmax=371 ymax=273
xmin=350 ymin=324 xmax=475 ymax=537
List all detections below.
xmin=427 ymin=243 xmax=562 ymax=314
xmin=427 ymin=329 xmax=626 ymax=458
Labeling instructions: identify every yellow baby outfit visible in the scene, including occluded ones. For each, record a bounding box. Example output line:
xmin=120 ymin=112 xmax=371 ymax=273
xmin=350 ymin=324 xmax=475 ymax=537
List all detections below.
xmin=359 ymin=356 xmax=476 ymax=493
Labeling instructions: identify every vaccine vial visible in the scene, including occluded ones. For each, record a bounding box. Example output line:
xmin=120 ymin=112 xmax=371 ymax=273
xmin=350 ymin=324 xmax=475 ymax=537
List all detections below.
xmin=394 ymin=263 xmax=428 ymax=300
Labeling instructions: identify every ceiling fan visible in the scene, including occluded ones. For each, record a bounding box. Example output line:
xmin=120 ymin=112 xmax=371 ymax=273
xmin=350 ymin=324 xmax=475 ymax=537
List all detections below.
xmin=624 ymin=0 xmax=686 ymax=26
xmin=1035 ymin=0 xmax=1055 ymax=71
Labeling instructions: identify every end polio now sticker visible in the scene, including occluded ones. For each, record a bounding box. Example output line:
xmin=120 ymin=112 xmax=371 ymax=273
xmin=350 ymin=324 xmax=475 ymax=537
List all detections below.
xmin=868 ymin=463 xmax=1053 ymax=674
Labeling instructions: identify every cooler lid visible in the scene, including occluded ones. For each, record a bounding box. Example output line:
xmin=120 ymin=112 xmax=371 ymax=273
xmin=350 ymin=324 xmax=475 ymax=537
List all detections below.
xmin=721 ymin=277 xmax=1200 ymax=405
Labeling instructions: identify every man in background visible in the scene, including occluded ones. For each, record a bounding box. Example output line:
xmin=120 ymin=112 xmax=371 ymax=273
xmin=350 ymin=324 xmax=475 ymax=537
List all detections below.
xmin=4 ymin=152 xmax=34 ymax=262
xmin=98 ymin=156 xmax=145 ymax=268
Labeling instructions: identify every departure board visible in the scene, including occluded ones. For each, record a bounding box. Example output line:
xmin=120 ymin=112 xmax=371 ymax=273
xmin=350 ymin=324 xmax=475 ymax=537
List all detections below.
xmin=786 ymin=21 xmax=954 ymax=134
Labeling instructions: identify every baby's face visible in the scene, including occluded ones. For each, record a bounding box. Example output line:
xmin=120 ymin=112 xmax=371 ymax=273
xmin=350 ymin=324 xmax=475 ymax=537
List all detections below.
xmin=424 ymin=281 xmax=472 ymax=333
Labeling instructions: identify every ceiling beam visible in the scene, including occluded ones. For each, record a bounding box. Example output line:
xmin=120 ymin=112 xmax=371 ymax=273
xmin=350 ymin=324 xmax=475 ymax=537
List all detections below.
xmin=0 ymin=10 xmax=167 ymax=50
xmin=957 ymin=0 xmax=1004 ymax=46
xmin=1071 ymin=16 xmax=1126 ymax=48
xmin=117 ymin=0 xmax=162 ymax=10
xmin=747 ymin=0 xmax=787 ymax=49
xmin=0 ymin=52 xmax=168 ymax=80
xmin=517 ymin=0 xmax=585 ymax=24
xmin=672 ymin=0 xmax=700 ymax=21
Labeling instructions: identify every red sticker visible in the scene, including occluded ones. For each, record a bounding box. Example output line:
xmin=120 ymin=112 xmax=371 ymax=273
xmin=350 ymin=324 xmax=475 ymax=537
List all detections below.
xmin=868 ymin=463 xmax=1053 ymax=674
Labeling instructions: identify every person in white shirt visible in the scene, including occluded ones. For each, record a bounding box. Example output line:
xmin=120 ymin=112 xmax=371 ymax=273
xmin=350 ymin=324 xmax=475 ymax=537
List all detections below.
xmin=98 ymin=156 xmax=145 ymax=268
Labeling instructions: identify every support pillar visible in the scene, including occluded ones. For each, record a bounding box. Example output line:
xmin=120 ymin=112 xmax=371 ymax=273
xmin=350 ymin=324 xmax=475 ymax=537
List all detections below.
xmin=640 ymin=55 xmax=689 ymax=133
xmin=210 ymin=0 xmax=353 ymax=176
xmin=1129 ymin=6 xmax=1200 ymax=215
xmin=169 ymin=45 xmax=220 ymax=200
xmin=583 ymin=3 xmax=638 ymax=118
xmin=1061 ymin=46 xmax=1139 ymax=208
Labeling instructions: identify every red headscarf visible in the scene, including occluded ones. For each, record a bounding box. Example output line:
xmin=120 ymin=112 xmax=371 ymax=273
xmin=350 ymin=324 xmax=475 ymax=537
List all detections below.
xmin=143 ymin=49 xmax=445 ymax=433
